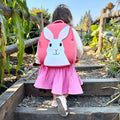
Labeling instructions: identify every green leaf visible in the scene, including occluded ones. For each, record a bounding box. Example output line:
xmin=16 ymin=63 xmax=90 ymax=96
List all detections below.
xmin=0 ymin=59 xmax=4 ymax=85
xmin=91 ymin=27 xmax=99 ymax=36
xmin=12 ymin=10 xmax=25 ymax=77
xmin=16 ymin=0 xmax=30 ymax=16
xmin=0 ymin=84 xmax=7 ymax=89
xmin=0 ymin=9 xmax=8 ymax=88
xmin=91 ymin=25 xmax=99 ymax=32
xmin=6 ymin=56 xmax=11 ymax=81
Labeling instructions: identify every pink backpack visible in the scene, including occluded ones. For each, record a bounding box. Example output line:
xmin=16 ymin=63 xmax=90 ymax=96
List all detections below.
xmin=37 ymin=20 xmax=76 ymax=67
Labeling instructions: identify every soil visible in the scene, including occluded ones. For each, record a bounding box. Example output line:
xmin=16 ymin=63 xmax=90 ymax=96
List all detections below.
xmin=18 ymin=95 xmax=119 ymax=108
xmin=75 ymin=46 xmax=103 ymax=66
xmin=1 ymin=52 xmax=35 ymax=94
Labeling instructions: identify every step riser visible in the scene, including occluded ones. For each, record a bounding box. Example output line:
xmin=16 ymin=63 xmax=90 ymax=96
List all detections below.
xmin=14 ymin=112 xmax=119 ymax=120
xmin=14 ymin=107 xmax=120 ymax=120
xmin=75 ymin=65 xmax=105 ymax=70
xmin=25 ymin=79 xmax=120 ymax=96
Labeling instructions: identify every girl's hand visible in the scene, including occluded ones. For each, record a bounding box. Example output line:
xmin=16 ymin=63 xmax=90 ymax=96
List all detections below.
xmin=75 ymin=57 xmax=79 ymax=63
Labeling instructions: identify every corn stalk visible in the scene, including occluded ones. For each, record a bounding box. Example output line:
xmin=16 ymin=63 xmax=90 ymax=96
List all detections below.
xmin=0 ymin=0 xmax=31 ymax=85
xmin=12 ymin=10 xmax=25 ymax=77
xmin=0 ymin=9 xmax=9 ymax=88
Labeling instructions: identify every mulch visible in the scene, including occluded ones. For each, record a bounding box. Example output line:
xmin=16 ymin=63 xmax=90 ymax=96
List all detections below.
xmin=18 ymin=95 xmax=119 ymax=108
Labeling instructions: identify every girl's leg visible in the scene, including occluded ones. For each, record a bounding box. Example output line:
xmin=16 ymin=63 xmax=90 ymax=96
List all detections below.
xmin=64 ymin=94 xmax=68 ymax=98
xmin=53 ymin=94 xmax=68 ymax=99
xmin=53 ymin=94 xmax=57 ymax=100
xmin=52 ymin=94 xmax=58 ymax=107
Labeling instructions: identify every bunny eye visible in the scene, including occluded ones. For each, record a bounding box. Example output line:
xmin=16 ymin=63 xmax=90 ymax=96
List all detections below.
xmin=59 ymin=43 xmax=62 ymax=46
xmin=49 ymin=43 xmax=52 ymax=47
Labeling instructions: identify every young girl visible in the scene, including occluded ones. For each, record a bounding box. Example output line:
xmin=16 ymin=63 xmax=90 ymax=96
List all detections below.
xmin=34 ymin=4 xmax=83 ymax=117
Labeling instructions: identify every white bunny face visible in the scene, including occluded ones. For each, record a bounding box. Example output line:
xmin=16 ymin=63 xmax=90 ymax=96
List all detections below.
xmin=43 ymin=26 xmax=70 ymax=66
xmin=47 ymin=39 xmax=64 ymax=55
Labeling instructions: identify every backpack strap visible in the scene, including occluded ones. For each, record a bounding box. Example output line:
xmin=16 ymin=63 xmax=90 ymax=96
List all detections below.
xmin=53 ymin=20 xmax=64 ymax=24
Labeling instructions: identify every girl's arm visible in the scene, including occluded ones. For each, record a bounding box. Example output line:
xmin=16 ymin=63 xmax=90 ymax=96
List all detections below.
xmin=72 ymin=28 xmax=83 ymax=61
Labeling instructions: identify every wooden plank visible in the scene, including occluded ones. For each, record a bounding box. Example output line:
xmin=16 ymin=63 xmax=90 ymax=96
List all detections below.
xmin=103 ymin=10 xmax=120 ymax=18
xmin=75 ymin=65 xmax=105 ymax=70
xmin=97 ymin=8 xmax=106 ymax=55
xmin=0 ymin=82 xmax=25 ymax=120
xmin=91 ymin=17 xmax=100 ymax=25
xmin=14 ymin=106 xmax=120 ymax=120
xmin=0 ymin=37 xmax=39 ymax=58
xmin=91 ymin=10 xmax=120 ymax=25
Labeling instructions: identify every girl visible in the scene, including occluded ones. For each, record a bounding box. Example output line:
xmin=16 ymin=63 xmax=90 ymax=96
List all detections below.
xmin=34 ymin=4 xmax=83 ymax=117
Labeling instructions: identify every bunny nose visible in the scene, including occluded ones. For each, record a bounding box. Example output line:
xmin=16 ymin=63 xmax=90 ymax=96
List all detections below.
xmin=55 ymin=48 xmax=58 ymax=51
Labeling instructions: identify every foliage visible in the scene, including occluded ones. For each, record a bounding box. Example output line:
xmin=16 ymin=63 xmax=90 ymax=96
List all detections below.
xmin=25 ymin=8 xmax=51 ymax=54
xmin=91 ymin=26 xmax=99 ymax=36
xmin=12 ymin=10 xmax=25 ymax=77
xmin=101 ymin=19 xmax=120 ymax=77
xmin=83 ymin=17 xmax=120 ymax=77
xmin=30 ymin=8 xmax=51 ymax=20
xmin=29 ymin=7 xmax=51 ymax=39
xmin=75 ymin=10 xmax=93 ymax=30
xmin=91 ymin=24 xmax=99 ymax=32
xmin=76 ymin=20 xmax=85 ymax=31
xmin=109 ymin=65 xmax=118 ymax=77
xmin=101 ymin=19 xmax=120 ymax=61
xmin=83 ymin=24 xmax=99 ymax=50
xmin=82 ymin=29 xmax=93 ymax=45
xmin=0 ymin=0 xmax=32 ymax=88
xmin=89 ymin=36 xmax=98 ymax=51
xmin=0 ymin=10 xmax=8 ymax=88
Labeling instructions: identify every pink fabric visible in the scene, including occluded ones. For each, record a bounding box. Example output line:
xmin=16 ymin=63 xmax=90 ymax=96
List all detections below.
xmin=38 ymin=20 xmax=76 ymax=65
xmin=34 ymin=65 xmax=83 ymax=95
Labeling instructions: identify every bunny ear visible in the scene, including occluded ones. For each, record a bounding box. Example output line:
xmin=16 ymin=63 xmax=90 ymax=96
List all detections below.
xmin=58 ymin=26 xmax=70 ymax=40
xmin=44 ymin=27 xmax=53 ymax=41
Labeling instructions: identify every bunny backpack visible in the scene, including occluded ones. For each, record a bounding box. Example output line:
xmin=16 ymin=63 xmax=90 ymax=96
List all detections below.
xmin=37 ymin=20 xmax=76 ymax=67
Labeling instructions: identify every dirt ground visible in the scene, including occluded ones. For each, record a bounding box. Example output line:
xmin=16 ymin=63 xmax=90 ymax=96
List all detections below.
xmin=75 ymin=46 xmax=103 ymax=66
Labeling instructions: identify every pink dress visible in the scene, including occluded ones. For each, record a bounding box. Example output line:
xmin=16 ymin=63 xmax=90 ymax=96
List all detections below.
xmin=34 ymin=65 xmax=83 ymax=95
xmin=34 ymin=28 xmax=83 ymax=95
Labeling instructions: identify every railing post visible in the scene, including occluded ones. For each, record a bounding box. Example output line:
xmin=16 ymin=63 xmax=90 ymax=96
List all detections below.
xmin=37 ymin=12 xmax=44 ymax=31
xmin=0 ymin=0 xmax=2 ymax=85
xmin=97 ymin=8 xmax=106 ymax=55
xmin=80 ymin=29 xmax=83 ymax=39
xmin=0 ymin=22 xmax=1 ymax=84
xmin=85 ymin=13 xmax=89 ymax=33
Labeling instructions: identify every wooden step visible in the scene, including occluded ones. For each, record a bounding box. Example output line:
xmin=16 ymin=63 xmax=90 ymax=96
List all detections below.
xmin=75 ymin=65 xmax=105 ymax=70
xmin=14 ymin=106 xmax=120 ymax=120
xmin=0 ymin=68 xmax=119 ymax=120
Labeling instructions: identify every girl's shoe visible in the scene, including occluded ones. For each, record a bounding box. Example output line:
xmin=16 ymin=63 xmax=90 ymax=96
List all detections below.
xmin=56 ymin=95 xmax=68 ymax=117
xmin=52 ymin=100 xmax=58 ymax=107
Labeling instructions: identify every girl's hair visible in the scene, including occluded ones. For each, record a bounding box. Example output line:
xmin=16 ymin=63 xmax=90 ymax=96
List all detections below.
xmin=52 ymin=4 xmax=73 ymax=25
